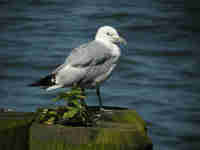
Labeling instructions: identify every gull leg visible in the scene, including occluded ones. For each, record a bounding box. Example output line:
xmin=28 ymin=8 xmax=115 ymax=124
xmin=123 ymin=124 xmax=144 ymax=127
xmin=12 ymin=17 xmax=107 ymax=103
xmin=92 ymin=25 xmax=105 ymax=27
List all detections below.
xmin=96 ymin=86 xmax=103 ymax=110
xmin=80 ymin=88 xmax=87 ymax=107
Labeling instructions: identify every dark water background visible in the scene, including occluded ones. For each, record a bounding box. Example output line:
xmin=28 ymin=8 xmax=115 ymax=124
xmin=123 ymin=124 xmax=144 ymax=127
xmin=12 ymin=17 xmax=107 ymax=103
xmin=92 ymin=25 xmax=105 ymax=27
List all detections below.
xmin=1 ymin=0 xmax=200 ymax=149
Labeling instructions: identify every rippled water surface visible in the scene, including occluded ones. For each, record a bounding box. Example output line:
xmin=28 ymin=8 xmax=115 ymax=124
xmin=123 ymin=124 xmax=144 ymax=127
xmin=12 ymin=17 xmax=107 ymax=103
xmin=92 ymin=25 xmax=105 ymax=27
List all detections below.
xmin=1 ymin=0 xmax=200 ymax=149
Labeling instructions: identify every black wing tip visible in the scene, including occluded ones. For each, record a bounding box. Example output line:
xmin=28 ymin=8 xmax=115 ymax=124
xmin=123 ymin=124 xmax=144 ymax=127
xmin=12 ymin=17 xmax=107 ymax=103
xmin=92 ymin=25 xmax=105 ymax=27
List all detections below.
xmin=28 ymin=82 xmax=40 ymax=87
xmin=28 ymin=74 xmax=55 ymax=87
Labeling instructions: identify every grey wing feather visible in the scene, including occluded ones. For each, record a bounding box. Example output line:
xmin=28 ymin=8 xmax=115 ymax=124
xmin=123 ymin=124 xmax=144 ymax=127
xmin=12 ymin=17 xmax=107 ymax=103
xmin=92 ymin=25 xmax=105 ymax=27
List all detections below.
xmin=51 ymin=43 xmax=92 ymax=74
xmin=51 ymin=42 xmax=93 ymax=74
xmin=51 ymin=40 xmax=115 ymax=88
xmin=65 ymin=41 xmax=113 ymax=67
xmin=52 ymin=63 xmax=66 ymax=74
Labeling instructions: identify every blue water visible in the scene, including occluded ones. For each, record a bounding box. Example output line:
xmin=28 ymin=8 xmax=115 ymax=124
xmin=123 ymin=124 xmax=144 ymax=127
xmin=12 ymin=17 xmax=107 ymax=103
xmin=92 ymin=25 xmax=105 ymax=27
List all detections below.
xmin=1 ymin=0 xmax=200 ymax=149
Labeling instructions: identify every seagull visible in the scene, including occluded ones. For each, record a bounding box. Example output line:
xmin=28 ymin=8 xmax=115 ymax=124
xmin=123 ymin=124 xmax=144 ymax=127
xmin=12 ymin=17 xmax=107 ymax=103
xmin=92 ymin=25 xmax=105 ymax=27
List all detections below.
xmin=29 ymin=26 xmax=126 ymax=109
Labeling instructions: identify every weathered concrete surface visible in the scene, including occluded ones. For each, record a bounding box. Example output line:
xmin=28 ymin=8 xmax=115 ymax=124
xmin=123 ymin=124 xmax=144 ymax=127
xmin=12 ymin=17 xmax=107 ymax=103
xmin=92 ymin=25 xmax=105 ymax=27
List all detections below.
xmin=30 ymin=107 xmax=152 ymax=150
xmin=0 ymin=112 xmax=35 ymax=150
xmin=0 ymin=107 xmax=152 ymax=150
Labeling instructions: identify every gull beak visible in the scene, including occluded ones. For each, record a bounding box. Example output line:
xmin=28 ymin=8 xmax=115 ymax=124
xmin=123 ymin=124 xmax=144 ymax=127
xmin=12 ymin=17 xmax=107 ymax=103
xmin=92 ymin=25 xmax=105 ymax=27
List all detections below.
xmin=114 ymin=36 xmax=127 ymax=45
xmin=118 ymin=36 xmax=127 ymax=45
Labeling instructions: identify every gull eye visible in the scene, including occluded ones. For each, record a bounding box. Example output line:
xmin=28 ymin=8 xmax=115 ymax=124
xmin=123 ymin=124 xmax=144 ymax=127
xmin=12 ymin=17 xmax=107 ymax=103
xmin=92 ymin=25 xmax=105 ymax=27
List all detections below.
xmin=106 ymin=32 xmax=112 ymax=36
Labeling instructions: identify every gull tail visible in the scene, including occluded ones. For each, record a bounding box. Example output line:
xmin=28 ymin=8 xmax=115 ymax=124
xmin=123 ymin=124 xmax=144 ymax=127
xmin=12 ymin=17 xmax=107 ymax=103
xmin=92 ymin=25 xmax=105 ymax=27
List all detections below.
xmin=28 ymin=74 xmax=56 ymax=88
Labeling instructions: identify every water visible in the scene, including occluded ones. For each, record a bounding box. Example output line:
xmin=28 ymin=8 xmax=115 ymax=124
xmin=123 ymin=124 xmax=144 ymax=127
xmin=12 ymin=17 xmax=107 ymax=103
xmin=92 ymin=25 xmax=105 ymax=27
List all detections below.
xmin=1 ymin=0 xmax=200 ymax=149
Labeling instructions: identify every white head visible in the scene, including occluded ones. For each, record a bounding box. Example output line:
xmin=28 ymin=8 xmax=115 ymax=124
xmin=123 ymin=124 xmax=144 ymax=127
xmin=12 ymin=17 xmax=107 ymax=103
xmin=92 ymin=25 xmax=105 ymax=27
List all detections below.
xmin=95 ymin=26 xmax=126 ymax=45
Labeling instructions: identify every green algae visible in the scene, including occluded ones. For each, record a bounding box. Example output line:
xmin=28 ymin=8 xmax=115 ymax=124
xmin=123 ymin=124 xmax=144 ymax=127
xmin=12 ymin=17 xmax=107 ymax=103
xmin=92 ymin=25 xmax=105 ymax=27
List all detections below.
xmin=0 ymin=112 xmax=34 ymax=130
xmin=0 ymin=109 xmax=152 ymax=150
xmin=30 ymin=109 xmax=152 ymax=150
xmin=109 ymin=110 xmax=147 ymax=135
xmin=0 ymin=112 xmax=35 ymax=150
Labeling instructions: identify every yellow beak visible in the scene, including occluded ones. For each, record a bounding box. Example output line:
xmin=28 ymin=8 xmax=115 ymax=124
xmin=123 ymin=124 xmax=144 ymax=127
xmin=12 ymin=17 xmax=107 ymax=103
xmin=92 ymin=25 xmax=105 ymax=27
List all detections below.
xmin=118 ymin=36 xmax=127 ymax=45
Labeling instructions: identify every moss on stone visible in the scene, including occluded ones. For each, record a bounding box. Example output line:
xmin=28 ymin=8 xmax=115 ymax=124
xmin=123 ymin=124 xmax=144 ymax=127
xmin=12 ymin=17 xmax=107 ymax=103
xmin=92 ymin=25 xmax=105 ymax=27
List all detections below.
xmin=106 ymin=110 xmax=147 ymax=135
xmin=30 ymin=108 xmax=152 ymax=150
xmin=0 ymin=109 xmax=152 ymax=150
xmin=0 ymin=112 xmax=35 ymax=150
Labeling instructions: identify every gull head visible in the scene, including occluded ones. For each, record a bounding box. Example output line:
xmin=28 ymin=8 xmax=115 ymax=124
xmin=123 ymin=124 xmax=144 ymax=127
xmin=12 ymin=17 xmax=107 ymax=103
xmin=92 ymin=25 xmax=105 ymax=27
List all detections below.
xmin=95 ymin=26 xmax=127 ymax=45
